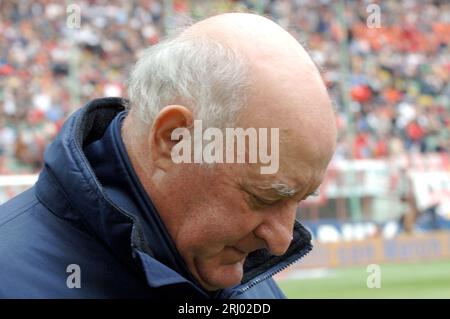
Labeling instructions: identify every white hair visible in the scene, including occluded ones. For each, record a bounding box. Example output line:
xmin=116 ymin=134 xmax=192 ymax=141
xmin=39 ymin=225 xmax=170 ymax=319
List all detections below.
xmin=126 ymin=31 xmax=250 ymax=133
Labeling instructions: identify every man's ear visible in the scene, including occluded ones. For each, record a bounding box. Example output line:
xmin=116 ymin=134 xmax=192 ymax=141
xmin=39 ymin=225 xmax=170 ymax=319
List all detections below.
xmin=149 ymin=105 xmax=193 ymax=172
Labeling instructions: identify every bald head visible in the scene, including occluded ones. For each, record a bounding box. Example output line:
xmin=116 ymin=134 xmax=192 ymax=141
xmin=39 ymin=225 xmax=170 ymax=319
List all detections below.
xmin=184 ymin=13 xmax=322 ymax=88
xmin=185 ymin=13 xmax=314 ymax=64
xmin=126 ymin=12 xmax=336 ymax=175
xmin=184 ymin=13 xmax=336 ymax=169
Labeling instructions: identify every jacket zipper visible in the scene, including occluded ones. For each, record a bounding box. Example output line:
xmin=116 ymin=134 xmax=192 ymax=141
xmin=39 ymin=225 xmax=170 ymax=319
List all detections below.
xmin=234 ymin=242 xmax=313 ymax=296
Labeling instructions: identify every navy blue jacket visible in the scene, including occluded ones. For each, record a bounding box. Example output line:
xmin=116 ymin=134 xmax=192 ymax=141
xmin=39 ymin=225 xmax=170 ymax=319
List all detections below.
xmin=0 ymin=98 xmax=312 ymax=298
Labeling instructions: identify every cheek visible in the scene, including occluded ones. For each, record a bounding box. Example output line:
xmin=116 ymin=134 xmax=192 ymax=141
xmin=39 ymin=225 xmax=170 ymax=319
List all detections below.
xmin=169 ymin=165 xmax=260 ymax=257
xmin=175 ymin=188 xmax=259 ymax=256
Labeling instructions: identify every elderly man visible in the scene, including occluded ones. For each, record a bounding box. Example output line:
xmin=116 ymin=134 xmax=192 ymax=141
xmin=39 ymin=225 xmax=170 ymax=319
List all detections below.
xmin=0 ymin=13 xmax=336 ymax=298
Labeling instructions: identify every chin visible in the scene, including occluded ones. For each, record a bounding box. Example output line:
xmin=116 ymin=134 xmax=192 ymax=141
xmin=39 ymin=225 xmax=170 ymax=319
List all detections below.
xmin=195 ymin=260 xmax=245 ymax=291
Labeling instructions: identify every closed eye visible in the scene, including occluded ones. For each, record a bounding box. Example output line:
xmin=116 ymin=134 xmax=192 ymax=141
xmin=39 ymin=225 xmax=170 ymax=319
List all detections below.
xmin=248 ymin=193 xmax=280 ymax=209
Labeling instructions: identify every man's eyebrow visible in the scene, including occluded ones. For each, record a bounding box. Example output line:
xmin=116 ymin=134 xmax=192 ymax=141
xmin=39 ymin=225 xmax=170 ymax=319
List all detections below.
xmin=255 ymin=181 xmax=320 ymax=199
xmin=270 ymin=182 xmax=319 ymax=197
xmin=270 ymin=182 xmax=297 ymax=197
xmin=252 ymin=181 xmax=296 ymax=197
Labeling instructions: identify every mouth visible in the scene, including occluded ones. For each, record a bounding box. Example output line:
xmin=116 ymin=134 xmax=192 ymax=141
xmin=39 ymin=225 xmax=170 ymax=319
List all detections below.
xmin=231 ymin=246 xmax=249 ymax=255
xmin=225 ymin=246 xmax=249 ymax=264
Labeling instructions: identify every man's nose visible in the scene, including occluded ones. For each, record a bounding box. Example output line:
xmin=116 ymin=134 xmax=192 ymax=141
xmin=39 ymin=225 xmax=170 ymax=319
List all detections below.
xmin=253 ymin=207 xmax=296 ymax=256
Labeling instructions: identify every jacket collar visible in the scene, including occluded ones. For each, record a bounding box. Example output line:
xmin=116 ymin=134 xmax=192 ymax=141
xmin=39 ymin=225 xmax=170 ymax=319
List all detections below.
xmin=82 ymin=109 xmax=204 ymax=289
xmin=35 ymin=98 xmax=313 ymax=298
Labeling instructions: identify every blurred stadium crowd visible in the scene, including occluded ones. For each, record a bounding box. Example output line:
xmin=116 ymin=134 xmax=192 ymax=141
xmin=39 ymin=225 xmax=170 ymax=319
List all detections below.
xmin=0 ymin=0 xmax=449 ymax=174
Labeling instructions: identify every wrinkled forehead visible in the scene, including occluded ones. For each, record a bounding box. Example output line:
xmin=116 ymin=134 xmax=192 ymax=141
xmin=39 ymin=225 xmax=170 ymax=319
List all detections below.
xmin=238 ymin=75 xmax=337 ymax=166
xmin=229 ymin=122 xmax=335 ymax=189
